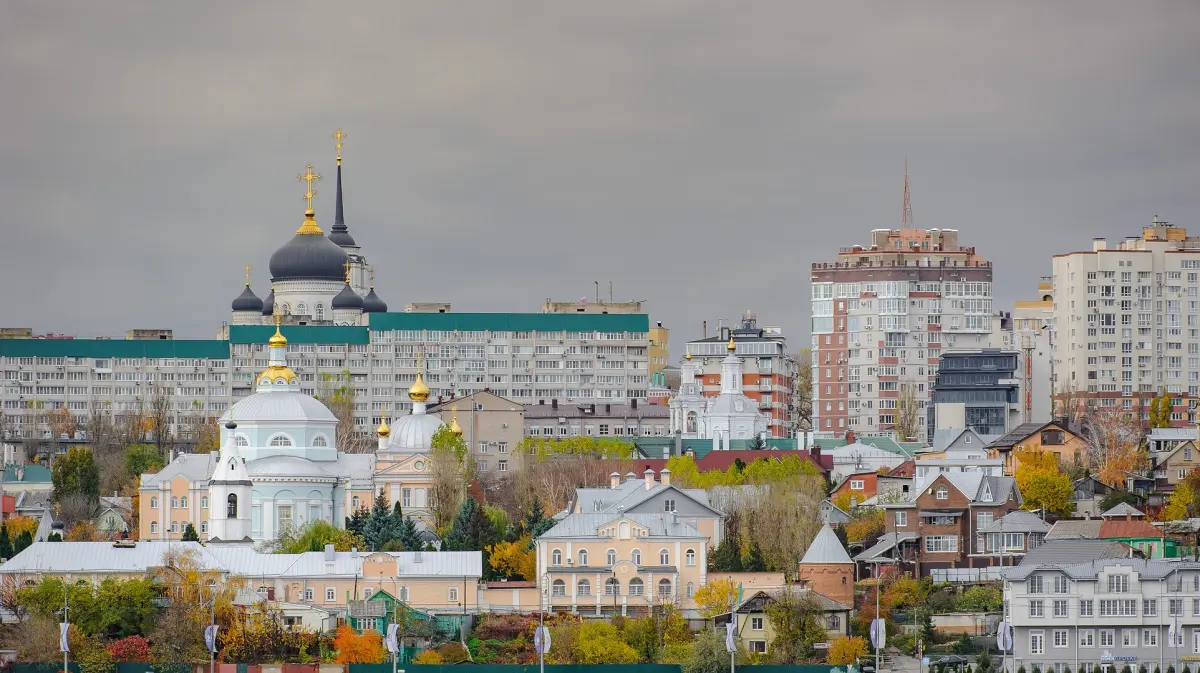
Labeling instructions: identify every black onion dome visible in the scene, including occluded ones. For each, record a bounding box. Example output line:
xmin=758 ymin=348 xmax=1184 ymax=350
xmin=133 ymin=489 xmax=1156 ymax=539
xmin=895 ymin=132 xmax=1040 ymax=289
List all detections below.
xmin=262 ymin=290 xmax=275 ymax=315
xmin=362 ymin=288 xmax=388 ymax=313
xmin=231 ymin=285 xmax=264 ymax=312
xmin=332 ymin=283 xmax=364 ymax=310
xmin=269 ymin=233 xmax=348 ymax=281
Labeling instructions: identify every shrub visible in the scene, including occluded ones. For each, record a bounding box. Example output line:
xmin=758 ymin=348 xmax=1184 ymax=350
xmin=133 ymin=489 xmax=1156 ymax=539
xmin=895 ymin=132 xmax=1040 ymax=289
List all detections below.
xmin=107 ymin=636 xmax=151 ymax=663
xmin=412 ymin=650 xmax=444 ymax=664
xmin=1017 ymin=665 xmax=1026 ymax=673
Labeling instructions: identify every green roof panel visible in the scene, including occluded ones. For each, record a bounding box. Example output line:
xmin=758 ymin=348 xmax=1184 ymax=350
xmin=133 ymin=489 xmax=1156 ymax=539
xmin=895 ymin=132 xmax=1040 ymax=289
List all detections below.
xmin=368 ymin=312 xmax=649 ymax=333
xmin=228 ymin=325 xmax=370 ymax=345
xmin=0 ymin=340 xmax=229 ymax=359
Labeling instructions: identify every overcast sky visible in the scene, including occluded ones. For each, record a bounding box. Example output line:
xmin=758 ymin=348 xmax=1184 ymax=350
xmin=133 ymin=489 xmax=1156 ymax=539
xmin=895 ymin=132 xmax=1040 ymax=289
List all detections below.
xmin=3 ymin=3 xmax=1199 ymax=354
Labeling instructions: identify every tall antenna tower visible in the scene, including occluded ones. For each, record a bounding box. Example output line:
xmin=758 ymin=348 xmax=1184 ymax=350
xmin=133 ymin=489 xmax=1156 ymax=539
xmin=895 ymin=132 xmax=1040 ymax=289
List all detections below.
xmin=901 ymin=159 xmax=914 ymax=229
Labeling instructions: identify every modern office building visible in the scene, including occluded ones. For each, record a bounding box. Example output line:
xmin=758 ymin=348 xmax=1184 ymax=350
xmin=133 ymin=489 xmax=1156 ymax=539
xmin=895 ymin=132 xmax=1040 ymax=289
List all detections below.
xmin=930 ymin=349 xmax=1023 ymax=438
xmin=811 ymin=227 xmax=996 ymax=442
xmin=682 ymin=312 xmax=796 ymax=438
xmin=1051 ymin=218 xmax=1200 ymax=423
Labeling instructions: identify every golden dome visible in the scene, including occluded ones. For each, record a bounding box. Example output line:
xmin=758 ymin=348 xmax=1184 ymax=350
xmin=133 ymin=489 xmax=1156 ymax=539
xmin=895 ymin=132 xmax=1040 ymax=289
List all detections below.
xmin=408 ymin=371 xmax=431 ymax=403
xmin=684 ymin=349 xmax=691 ymax=361
xmin=727 ymin=337 xmax=736 ymax=352
xmin=268 ymin=314 xmax=288 ymax=347
xmin=376 ymin=412 xmax=391 ymax=438
xmin=257 ymin=364 xmax=298 ymax=385
xmin=450 ymin=406 xmax=463 ymax=436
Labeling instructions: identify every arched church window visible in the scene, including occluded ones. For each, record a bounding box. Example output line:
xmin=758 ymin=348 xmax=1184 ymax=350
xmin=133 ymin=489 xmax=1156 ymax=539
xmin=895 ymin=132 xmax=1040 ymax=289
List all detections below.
xmin=315 ymin=304 xmax=324 ymax=320
xmin=227 ymin=493 xmax=238 ymax=518
xmin=312 ymin=435 xmax=328 ymax=447
xmin=686 ymin=412 xmax=697 ymax=434
xmin=235 ymin=436 xmax=249 ymax=447
xmin=281 ymin=303 xmax=291 ymax=315
xmin=269 ymin=434 xmax=293 ymax=447
xmin=297 ymin=303 xmax=308 ymax=316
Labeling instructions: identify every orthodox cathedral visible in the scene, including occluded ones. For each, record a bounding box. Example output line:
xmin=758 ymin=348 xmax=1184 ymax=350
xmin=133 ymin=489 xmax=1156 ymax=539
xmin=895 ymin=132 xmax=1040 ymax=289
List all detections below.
xmin=668 ymin=338 xmax=769 ymax=450
xmin=140 ymin=131 xmax=468 ymax=544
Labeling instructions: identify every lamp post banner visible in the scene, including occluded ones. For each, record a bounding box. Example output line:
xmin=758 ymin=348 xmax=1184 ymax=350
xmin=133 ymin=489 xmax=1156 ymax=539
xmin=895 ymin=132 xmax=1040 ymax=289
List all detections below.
xmin=59 ymin=623 xmax=70 ymax=653
xmin=205 ymin=624 xmax=220 ymax=653
xmin=535 ymin=626 xmax=551 ymax=655
xmin=385 ymin=624 xmax=400 ymax=654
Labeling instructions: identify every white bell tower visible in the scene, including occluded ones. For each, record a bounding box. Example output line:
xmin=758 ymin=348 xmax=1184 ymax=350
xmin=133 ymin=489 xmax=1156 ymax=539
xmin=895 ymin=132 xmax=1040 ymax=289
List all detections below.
xmin=208 ymin=421 xmax=254 ymax=544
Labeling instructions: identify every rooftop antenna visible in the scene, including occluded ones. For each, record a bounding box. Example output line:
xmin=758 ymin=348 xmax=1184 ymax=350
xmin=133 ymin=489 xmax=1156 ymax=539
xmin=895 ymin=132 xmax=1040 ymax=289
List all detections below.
xmin=902 ymin=159 xmax=914 ymax=229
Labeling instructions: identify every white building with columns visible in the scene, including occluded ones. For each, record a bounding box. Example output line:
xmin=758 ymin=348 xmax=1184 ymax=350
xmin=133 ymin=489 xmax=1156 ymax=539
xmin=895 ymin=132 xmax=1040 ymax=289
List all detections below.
xmin=669 ymin=339 xmax=769 ymax=450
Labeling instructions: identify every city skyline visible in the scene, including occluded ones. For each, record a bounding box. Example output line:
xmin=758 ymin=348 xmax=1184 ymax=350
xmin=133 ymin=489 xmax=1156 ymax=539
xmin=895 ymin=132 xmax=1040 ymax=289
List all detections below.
xmin=3 ymin=3 xmax=1199 ymax=349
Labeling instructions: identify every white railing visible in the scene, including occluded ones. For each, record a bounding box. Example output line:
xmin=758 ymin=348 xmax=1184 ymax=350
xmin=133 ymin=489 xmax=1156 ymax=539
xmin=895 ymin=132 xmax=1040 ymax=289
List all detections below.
xmin=930 ymin=567 xmax=1004 ymax=584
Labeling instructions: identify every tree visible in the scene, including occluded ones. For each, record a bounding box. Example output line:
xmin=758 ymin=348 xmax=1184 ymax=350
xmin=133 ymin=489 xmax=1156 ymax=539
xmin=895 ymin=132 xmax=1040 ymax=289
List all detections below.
xmin=318 ymin=370 xmax=374 ymax=453
xmin=845 ymin=509 xmax=886 ymax=547
xmin=684 ymin=628 xmax=748 ymax=673
xmin=894 ymin=383 xmax=920 ymax=442
xmin=487 ymin=536 xmax=536 ymax=581
xmin=708 ymin=536 xmax=743 ymax=572
xmin=444 ymin=496 xmax=499 ymax=556
xmin=430 ymin=425 xmax=469 ymax=534
xmin=1024 ymin=472 xmax=1074 ymax=518
xmin=694 ymin=578 xmax=740 ymax=619
xmin=795 ymin=348 xmax=813 ymax=432
xmin=107 ymin=636 xmax=152 ymax=662
xmin=827 ymin=636 xmax=869 ymax=665
xmin=573 ymin=622 xmax=640 ymax=664
xmin=146 ymin=381 xmax=175 ymax=457
xmin=0 ymin=522 xmax=13 ymax=560
xmin=749 ymin=435 xmax=766 ymax=450
xmin=180 ymin=522 xmax=200 ymax=541
xmin=124 ymin=444 xmax=164 ymax=479
xmin=66 ymin=520 xmax=107 ymax=541
xmin=956 ymin=585 xmax=1003 ymax=612
xmin=13 ymin=530 xmax=33 ymax=555
xmin=332 ymin=624 xmax=386 ymax=664
xmin=149 ymin=548 xmax=243 ymax=662
xmin=361 ymin=488 xmax=393 ymax=551
xmin=522 ymin=495 xmax=555 ymax=539
xmin=1149 ymin=393 xmax=1173 ymax=429
xmin=765 ymin=588 xmax=828 ymax=663
xmin=1083 ymin=409 xmax=1150 ymax=487
xmin=1165 ymin=482 xmax=1195 ymax=521
xmin=1100 ymin=489 xmax=1141 ymax=512
xmin=396 ymin=514 xmax=422 ymax=551
xmin=52 ymin=446 xmax=100 ymax=503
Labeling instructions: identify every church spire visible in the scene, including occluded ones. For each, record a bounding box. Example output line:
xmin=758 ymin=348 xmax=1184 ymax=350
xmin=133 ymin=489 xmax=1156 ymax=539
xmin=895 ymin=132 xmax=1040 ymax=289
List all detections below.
xmin=329 ymin=128 xmax=357 ymax=247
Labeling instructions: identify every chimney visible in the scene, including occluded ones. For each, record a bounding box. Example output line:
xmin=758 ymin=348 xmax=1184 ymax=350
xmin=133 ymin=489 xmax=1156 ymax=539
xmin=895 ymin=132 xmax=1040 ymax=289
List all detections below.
xmin=625 ymin=471 xmax=636 ymax=482
xmin=324 ymin=543 xmax=335 ymax=563
xmin=1126 ymin=513 xmax=1132 ymax=521
xmin=610 ymin=472 xmax=621 ymax=489
xmin=661 ymin=468 xmax=671 ymax=487
xmin=1093 ymin=237 xmax=1107 ymax=252
xmin=846 ymin=430 xmax=856 ymax=444
xmin=644 ymin=467 xmax=655 ymax=490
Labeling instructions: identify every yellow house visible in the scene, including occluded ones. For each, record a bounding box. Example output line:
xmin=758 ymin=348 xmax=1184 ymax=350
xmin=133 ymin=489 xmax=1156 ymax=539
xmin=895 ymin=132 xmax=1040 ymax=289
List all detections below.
xmin=713 ymin=589 xmax=852 ymax=655
xmin=986 ymin=421 xmax=1086 ymax=474
xmin=535 ymin=511 xmax=710 ymax=619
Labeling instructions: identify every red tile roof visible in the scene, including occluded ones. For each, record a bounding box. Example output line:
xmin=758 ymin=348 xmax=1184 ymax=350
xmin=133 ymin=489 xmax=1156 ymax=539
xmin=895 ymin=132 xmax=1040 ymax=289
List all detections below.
xmin=638 ymin=450 xmax=826 ymax=475
xmin=1099 ymin=519 xmax=1164 ymax=540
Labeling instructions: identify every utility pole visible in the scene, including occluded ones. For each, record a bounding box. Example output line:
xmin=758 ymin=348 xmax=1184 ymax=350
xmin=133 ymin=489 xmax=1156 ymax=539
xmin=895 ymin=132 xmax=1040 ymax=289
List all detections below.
xmin=63 ymin=589 xmax=69 ymax=673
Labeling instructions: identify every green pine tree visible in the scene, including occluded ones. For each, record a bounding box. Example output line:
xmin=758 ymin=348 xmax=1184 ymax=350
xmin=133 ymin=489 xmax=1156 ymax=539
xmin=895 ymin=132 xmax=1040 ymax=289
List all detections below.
xmin=181 ymin=523 xmax=200 ymax=542
xmin=362 ymin=488 xmax=391 ymax=551
xmin=47 ymin=533 xmax=62 ymax=542
xmin=13 ymin=531 xmax=32 ymax=555
xmin=709 ymin=536 xmax=743 ymax=572
xmin=397 ymin=516 xmax=421 ymax=551
xmin=522 ymin=495 xmax=554 ymax=540
xmin=0 ymin=522 xmax=13 ymax=560
xmin=743 ymin=543 xmax=766 ymax=572
xmin=346 ymin=507 xmax=369 ymax=536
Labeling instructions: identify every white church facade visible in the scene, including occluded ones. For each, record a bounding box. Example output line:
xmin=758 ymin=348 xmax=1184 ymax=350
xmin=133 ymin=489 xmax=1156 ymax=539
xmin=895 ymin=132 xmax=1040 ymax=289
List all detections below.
xmin=668 ymin=338 xmax=769 ymax=451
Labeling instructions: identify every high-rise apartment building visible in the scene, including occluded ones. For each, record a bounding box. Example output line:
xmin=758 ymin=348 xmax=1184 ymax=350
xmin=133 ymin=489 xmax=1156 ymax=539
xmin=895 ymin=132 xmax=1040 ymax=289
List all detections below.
xmin=811 ymin=228 xmax=995 ymax=442
xmin=1051 ymin=218 xmax=1200 ymax=422
xmin=683 ymin=312 xmax=796 ymax=438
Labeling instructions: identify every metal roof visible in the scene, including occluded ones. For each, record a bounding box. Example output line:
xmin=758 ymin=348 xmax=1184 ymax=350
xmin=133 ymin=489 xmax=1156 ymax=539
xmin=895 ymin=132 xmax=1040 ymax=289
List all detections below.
xmin=540 ymin=513 xmax=703 ymax=539
xmin=981 ymin=510 xmax=1051 ymax=534
xmin=1007 ymin=555 xmax=1198 ymax=582
xmin=0 ymin=339 xmax=230 ymax=359
xmin=368 ymin=312 xmax=650 ymax=333
xmin=0 ymin=541 xmax=223 ymax=574
xmin=1045 ymin=519 xmax=1104 ymax=540
xmin=572 ymin=480 xmax=717 ymax=517
xmin=1102 ymin=502 xmax=1145 ymax=518
xmin=140 ymin=452 xmax=218 ymax=488
xmin=800 ymin=524 xmax=853 ymax=565
xmin=1012 ymin=539 xmax=1134 ymax=569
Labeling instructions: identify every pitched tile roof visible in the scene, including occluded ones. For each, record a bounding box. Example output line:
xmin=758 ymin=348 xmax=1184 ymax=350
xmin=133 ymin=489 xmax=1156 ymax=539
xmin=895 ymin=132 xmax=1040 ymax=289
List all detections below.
xmin=1099 ymin=519 xmax=1165 ymax=540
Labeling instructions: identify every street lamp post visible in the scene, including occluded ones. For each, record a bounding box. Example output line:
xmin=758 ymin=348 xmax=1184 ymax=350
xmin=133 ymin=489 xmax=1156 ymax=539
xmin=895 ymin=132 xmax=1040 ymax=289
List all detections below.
xmin=867 ymin=559 xmax=895 ymax=673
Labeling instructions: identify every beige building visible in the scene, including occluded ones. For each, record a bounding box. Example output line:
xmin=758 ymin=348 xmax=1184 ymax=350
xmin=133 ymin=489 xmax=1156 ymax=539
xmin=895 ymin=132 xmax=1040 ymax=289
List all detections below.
xmin=649 ymin=322 xmax=670 ymax=380
xmin=1051 ymin=218 xmax=1200 ymax=419
xmin=524 ymin=400 xmax=671 ymax=441
xmin=427 ymin=391 xmax=525 ymax=474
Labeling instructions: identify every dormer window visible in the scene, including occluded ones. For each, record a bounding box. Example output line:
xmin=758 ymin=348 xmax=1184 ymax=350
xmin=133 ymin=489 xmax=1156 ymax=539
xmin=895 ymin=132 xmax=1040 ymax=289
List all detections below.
xmin=936 ymin=486 xmax=948 ymax=500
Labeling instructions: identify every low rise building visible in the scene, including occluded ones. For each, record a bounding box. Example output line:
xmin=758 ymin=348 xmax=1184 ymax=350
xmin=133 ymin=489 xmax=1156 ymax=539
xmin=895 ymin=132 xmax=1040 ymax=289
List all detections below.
xmin=524 ymin=400 xmax=670 ymax=442
xmin=987 ymin=421 xmax=1086 ymax=475
xmin=426 ymin=391 xmax=525 ymax=474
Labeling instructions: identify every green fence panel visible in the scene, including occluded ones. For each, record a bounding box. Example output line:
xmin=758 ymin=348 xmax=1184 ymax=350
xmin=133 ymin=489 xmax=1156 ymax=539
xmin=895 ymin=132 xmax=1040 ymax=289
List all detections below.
xmin=749 ymin=666 xmax=848 ymax=673
xmin=13 ymin=664 xmax=80 ymax=673
xmin=351 ymin=665 xmax=683 ymax=673
xmin=115 ymin=664 xmax=193 ymax=673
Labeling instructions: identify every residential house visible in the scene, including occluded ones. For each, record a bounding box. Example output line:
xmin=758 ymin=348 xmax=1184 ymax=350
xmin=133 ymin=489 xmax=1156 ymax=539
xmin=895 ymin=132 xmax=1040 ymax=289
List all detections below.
xmin=346 ymin=588 xmax=462 ymax=647
xmin=987 ymin=421 xmax=1086 ymax=475
xmin=714 ymin=589 xmax=851 ymax=655
xmin=427 ymin=391 xmax=525 ymax=475
xmin=1072 ymin=477 xmax=1119 ymax=518
xmin=859 ymin=472 xmax=1022 ymax=577
xmin=820 ymin=501 xmax=852 ymax=527
xmin=830 ymin=471 xmax=880 ymax=509
xmin=95 ymin=496 xmax=132 ymax=535
xmin=888 ymin=460 xmax=917 ymax=478
xmin=0 ymin=464 xmax=52 ymax=495
xmin=1045 ymin=507 xmax=1176 ymax=558
xmin=975 ymin=510 xmax=1050 ymax=568
xmin=930 ymin=428 xmax=996 ymax=455
xmin=534 ymin=512 xmax=709 ymax=618
xmin=1152 ymin=440 xmax=1200 ymax=497
xmin=1003 ymin=552 xmax=1200 ymax=672
xmin=826 ymin=442 xmax=905 ymax=481
xmin=1146 ymin=427 xmax=1197 ymax=455
xmin=568 ymin=468 xmax=725 ymax=547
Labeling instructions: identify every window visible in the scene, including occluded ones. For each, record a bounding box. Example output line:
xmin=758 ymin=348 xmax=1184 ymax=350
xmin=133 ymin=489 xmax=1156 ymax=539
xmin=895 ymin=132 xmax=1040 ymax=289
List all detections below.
xmin=850 ymin=480 xmax=865 ymax=490
xmin=352 ymin=496 xmax=359 ymax=510
xmin=659 ymin=549 xmax=669 ymax=565
xmin=1030 ymin=600 xmax=1044 ymax=617
xmin=924 ymin=535 xmax=958 ymax=553
xmin=498 ymin=460 xmax=508 ymax=472
xmin=227 ymin=493 xmax=238 ymax=518
xmin=1080 ymin=629 xmax=1094 ymax=647
xmin=1053 ymin=574 xmax=1069 ymax=594
xmin=895 ymin=511 xmax=908 ymax=527
xmin=686 ymin=549 xmax=696 ymax=566
xmin=1171 ymin=598 xmax=1184 ymax=616
xmin=150 ymin=497 xmax=158 ymax=509
xmin=1144 ymin=599 xmax=1157 ymax=616
xmin=277 ymin=504 xmax=292 ymax=531
xmin=607 ymin=549 xmax=617 ymax=566
xmin=150 ymin=521 xmax=158 ymax=533
xmin=1079 ymin=599 xmax=1093 ymax=616
xmin=577 ymin=579 xmax=591 ymax=596
xmin=827 ymin=614 xmax=841 ymax=630
xmin=935 ymin=486 xmax=948 ymax=500
xmin=171 ymin=497 xmax=179 ymax=509
xmin=658 ymin=578 xmax=673 ymax=596
xmin=1099 ymin=599 xmax=1137 ymax=617
xmin=358 ymin=618 xmax=377 ymax=632
xmin=576 ymin=549 xmax=588 ymax=566
xmin=268 ymin=434 xmax=293 ymax=447
xmin=749 ymin=641 xmax=767 ymax=654
xmin=303 ymin=588 xmax=313 ymax=602
xmin=1099 ymin=630 xmax=1114 ymax=647
xmin=1143 ymin=629 xmax=1158 ymax=647
xmin=1030 ymin=631 xmax=1044 ymax=655
xmin=632 ymin=549 xmax=642 ymax=565
xmin=751 ymin=617 xmax=765 ymax=631
xmin=687 ymin=582 xmax=695 ymax=598
xmin=552 ymin=579 xmax=566 ymax=596
xmin=326 ymin=588 xmax=336 ymax=602
xmin=363 ymin=587 xmax=373 ymax=599
xmin=1029 ymin=575 xmax=1044 ymax=594
xmin=402 ymin=489 xmax=411 ymax=508
xmin=1108 ymin=574 xmax=1129 ymax=593
xmin=977 ymin=512 xmax=993 ymax=530
xmin=1053 ymin=630 xmax=1068 ymax=648
xmin=201 ymin=496 xmax=209 ymax=509
xmin=235 ymin=436 xmax=249 ymax=447
xmin=171 ymin=521 xmax=178 ymax=533
xmin=448 ymin=586 xmax=459 ymax=602
xmin=180 ymin=496 xmax=188 ymax=509
xmin=619 ymin=522 xmax=630 ymax=539
xmin=605 ymin=577 xmax=620 ymax=596
xmin=552 ymin=549 xmax=562 ymax=566
xmin=629 ymin=578 xmax=644 ymax=596
xmin=200 ymin=522 xmax=208 ymax=534
xmin=663 ymin=499 xmax=676 ymax=512
xmin=1053 ymin=600 xmax=1068 ymax=617
xmin=312 ymin=435 xmax=328 ymax=447
xmin=1122 ymin=629 xmax=1135 ymax=647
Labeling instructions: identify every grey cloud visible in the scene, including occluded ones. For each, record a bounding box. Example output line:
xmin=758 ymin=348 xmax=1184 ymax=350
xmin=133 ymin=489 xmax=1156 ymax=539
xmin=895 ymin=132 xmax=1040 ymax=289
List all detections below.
xmin=1 ymin=2 xmax=1198 ymax=348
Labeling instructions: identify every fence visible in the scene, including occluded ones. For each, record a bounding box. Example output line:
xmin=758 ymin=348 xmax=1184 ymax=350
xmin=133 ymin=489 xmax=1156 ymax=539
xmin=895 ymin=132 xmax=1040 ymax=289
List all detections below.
xmin=929 ymin=568 xmax=1004 ymax=584
xmin=15 ymin=665 xmax=851 ymax=673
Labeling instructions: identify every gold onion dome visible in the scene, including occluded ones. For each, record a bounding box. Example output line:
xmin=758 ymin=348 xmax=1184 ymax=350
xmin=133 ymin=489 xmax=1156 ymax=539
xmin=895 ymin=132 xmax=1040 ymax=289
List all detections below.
xmin=450 ymin=406 xmax=463 ymax=436
xmin=376 ymin=413 xmax=391 ymax=438
xmin=408 ymin=371 xmax=431 ymax=403
xmin=727 ymin=337 xmax=736 ymax=352
xmin=684 ymin=350 xmax=691 ymax=360
xmin=268 ymin=318 xmax=288 ymax=348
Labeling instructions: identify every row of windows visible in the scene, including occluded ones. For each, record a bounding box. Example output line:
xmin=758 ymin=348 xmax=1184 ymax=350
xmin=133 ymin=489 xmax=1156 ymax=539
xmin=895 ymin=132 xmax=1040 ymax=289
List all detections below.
xmin=551 ymin=576 xmax=678 ymax=597
xmin=1025 ymin=597 xmax=1200 ymax=618
xmin=549 ymin=548 xmax=697 ymax=567
xmin=1027 ymin=628 xmax=1180 ymax=655
xmin=149 ymin=520 xmax=208 ymax=534
xmin=278 ymin=584 xmax=459 ymax=604
xmin=149 ymin=496 xmax=209 ymax=509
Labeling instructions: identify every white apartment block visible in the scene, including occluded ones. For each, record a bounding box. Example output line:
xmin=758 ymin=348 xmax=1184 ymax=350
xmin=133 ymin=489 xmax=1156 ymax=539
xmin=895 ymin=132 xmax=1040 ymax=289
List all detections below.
xmin=811 ymin=228 xmax=997 ymax=442
xmin=1051 ymin=220 xmax=1200 ymax=421
xmin=0 ymin=313 xmax=652 ymax=446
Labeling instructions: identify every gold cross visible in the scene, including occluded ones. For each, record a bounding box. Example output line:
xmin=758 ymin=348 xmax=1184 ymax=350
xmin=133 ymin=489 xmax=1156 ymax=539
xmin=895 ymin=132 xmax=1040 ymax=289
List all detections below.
xmin=297 ymin=164 xmax=322 ymax=212
xmin=244 ymin=264 xmax=252 ymax=286
xmin=333 ymin=128 xmax=347 ymax=165
xmin=344 ymin=260 xmax=352 ymax=284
